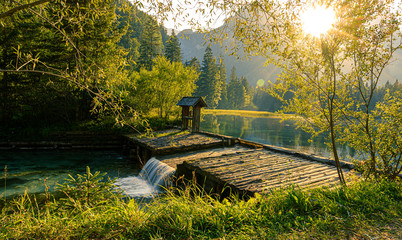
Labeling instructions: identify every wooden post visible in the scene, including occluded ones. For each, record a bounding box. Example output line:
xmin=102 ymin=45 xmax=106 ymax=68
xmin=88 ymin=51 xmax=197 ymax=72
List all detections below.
xmin=192 ymin=106 xmax=201 ymax=132
xmin=182 ymin=106 xmax=190 ymax=130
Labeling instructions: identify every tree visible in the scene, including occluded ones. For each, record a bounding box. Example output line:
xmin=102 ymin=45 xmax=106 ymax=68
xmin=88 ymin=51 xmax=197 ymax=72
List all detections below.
xmin=240 ymin=76 xmax=251 ymax=107
xmin=149 ymin=0 xmax=402 ymax=180
xmin=185 ymin=57 xmax=201 ymax=74
xmin=227 ymin=66 xmax=246 ymax=109
xmin=115 ymin=0 xmax=143 ymax=70
xmin=227 ymin=0 xmax=401 ymax=181
xmin=195 ymin=46 xmax=219 ymax=106
xmin=135 ymin=56 xmax=198 ymax=118
xmin=165 ymin=31 xmax=182 ymax=63
xmin=138 ymin=17 xmax=163 ymax=70
xmin=217 ymin=56 xmax=229 ymax=109
xmin=0 ymin=0 xmax=135 ymax=131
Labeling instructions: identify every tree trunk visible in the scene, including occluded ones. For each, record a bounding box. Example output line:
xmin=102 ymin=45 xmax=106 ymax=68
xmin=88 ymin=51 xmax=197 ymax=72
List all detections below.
xmin=329 ymin=103 xmax=346 ymax=185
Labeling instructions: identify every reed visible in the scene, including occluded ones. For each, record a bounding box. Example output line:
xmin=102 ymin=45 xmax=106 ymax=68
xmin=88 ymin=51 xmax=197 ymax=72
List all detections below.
xmin=0 ymin=169 xmax=401 ymax=239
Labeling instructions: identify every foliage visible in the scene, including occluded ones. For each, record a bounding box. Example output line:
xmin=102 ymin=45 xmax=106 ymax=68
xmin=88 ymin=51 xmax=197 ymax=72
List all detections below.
xmin=0 ymin=0 xmax=172 ymax=134
xmin=227 ymin=66 xmax=248 ymax=109
xmin=217 ymin=56 xmax=229 ymax=109
xmin=195 ymin=46 xmax=219 ymax=106
xmin=133 ymin=56 xmax=198 ymax=118
xmin=0 ymin=175 xmax=401 ymax=239
xmin=164 ymin=31 xmax=182 ymax=63
xmin=185 ymin=0 xmax=402 ymax=181
xmin=57 ymin=166 xmax=122 ymax=210
xmin=137 ymin=17 xmax=163 ymax=71
xmin=0 ymin=0 xmax=140 ymax=132
xmin=143 ymin=0 xmax=402 ymax=180
xmin=348 ymin=90 xmax=402 ymax=179
xmin=185 ymin=57 xmax=201 ymax=73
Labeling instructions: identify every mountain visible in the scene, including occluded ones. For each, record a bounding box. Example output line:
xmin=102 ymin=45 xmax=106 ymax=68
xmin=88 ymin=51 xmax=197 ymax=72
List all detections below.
xmin=177 ymin=29 xmax=281 ymax=87
xmin=177 ymin=29 xmax=402 ymax=87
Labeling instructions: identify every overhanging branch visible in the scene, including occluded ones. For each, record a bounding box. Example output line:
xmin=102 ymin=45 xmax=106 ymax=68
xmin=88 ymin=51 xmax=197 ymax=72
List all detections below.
xmin=0 ymin=0 xmax=51 ymax=19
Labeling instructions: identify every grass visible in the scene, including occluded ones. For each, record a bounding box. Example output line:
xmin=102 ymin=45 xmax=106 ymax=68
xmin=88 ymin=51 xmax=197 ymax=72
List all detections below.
xmin=136 ymin=129 xmax=190 ymax=139
xmin=1 ymin=168 xmax=401 ymax=239
xmin=203 ymin=109 xmax=287 ymax=118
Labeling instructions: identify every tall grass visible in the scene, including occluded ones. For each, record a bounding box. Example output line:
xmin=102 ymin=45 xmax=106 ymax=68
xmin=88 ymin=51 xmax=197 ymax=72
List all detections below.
xmin=0 ymin=169 xmax=401 ymax=239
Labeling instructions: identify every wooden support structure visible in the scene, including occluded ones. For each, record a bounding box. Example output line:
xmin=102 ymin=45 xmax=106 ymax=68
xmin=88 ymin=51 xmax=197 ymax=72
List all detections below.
xmin=177 ymin=97 xmax=207 ymax=132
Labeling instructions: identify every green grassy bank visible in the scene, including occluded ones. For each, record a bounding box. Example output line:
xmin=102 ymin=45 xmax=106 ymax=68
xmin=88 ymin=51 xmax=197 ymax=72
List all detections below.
xmin=203 ymin=109 xmax=282 ymax=118
xmin=1 ymin=169 xmax=401 ymax=239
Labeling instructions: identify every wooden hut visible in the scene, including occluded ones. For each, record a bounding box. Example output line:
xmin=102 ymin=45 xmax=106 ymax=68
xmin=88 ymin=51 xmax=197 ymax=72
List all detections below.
xmin=177 ymin=97 xmax=207 ymax=132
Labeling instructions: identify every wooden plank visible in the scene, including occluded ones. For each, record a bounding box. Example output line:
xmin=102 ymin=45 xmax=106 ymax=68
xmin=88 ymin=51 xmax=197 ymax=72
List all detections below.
xmin=174 ymin=143 xmax=353 ymax=196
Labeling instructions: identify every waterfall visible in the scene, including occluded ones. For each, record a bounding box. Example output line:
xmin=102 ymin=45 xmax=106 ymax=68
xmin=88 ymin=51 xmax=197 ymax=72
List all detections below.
xmin=117 ymin=157 xmax=175 ymax=198
xmin=139 ymin=157 xmax=175 ymax=190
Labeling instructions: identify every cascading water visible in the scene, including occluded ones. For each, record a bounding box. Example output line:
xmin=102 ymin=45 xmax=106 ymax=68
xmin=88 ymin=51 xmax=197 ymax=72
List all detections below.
xmin=139 ymin=157 xmax=175 ymax=189
xmin=117 ymin=157 xmax=175 ymax=198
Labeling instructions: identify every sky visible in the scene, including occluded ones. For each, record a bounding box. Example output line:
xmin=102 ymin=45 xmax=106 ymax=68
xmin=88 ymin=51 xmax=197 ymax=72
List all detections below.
xmin=139 ymin=0 xmax=225 ymax=31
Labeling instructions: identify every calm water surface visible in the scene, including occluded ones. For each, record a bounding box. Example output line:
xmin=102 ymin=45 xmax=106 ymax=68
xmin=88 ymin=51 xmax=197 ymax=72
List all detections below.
xmin=2 ymin=114 xmax=355 ymax=197
xmin=0 ymin=150 xmax=143 ymax=197
xmin=200 ymin=114 xmax=355 ymax=160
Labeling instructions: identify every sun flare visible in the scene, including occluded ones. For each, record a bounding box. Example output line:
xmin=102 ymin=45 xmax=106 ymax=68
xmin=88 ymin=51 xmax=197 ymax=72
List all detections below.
xmin=301 ymin=6 xmax=336 ymax=37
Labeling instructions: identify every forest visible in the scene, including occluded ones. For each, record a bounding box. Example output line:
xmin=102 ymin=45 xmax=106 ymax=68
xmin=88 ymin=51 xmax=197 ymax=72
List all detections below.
xmin=2 ymin=0 xmax=402 ymax=135
xmin=1 ymin=1 xmax=402 ymax=239
xmin=0 ymin=0 xmax=256 ymax=138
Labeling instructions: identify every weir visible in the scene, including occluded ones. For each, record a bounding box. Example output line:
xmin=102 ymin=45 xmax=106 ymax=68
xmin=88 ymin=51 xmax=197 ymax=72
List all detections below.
xmin=117 ymin=157 xmax=175 ymax=198
xmin=125 ymin=129 xmax=356 ymax=198
xmin=139 ymin=157 xmax=175 ymax=190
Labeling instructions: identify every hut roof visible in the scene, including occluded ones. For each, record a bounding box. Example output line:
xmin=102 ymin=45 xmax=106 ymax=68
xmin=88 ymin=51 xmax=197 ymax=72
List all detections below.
xmin=177 ymin=97 xmax=208 ymax=108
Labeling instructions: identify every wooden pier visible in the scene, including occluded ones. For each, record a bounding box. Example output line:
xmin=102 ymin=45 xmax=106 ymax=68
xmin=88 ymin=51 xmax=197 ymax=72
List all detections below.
xmin=123 ymin=129 xmax=236 ymax=161
xmin=124 ymin=129 xmax=354 ymax=197
xmin=175 ymin=148 xmax=351 ymax=198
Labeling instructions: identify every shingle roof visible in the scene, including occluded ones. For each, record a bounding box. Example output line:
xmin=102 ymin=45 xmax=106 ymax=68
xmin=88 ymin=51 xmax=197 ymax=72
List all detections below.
xmin=177 ymin=97 xmax=208 ymax=107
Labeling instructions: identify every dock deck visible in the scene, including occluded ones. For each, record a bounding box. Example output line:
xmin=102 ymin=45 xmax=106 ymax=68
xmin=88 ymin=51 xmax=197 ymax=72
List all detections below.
xmin=125 ymin=129 xmax=353 ymax=197
xmin=124 ymin=130 xmax=234 ymax=160
xmin=176 ymin=148 xmax=349 ymax=197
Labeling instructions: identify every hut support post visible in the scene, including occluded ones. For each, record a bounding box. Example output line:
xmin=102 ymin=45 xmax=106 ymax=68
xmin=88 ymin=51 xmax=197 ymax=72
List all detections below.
xmin=182 ymin=106 xmax=190 ymax=130
xmin=192 ymin=106 xmax=201 ymax=132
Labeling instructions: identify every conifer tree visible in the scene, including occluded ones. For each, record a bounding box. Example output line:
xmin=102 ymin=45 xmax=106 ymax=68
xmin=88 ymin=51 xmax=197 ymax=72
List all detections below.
xmin=217 ymin=57 xmax=228 ymax=109
xmin=185 ymin=57 xmax=200 ymax=74
xmin=240 ymin=76 xmax=251 ymax=107
xmin=165 ymin=31 xmax=182 ymax=63
xmin=116 ymin=0 xmax=143 ymax=69
xmin=196 ymin=46 xmax=218 ymax=105
xmin=138 ymin=17 xmax=163 ymax=70
xmin=227 ymin=66 xmax=241 ymax=109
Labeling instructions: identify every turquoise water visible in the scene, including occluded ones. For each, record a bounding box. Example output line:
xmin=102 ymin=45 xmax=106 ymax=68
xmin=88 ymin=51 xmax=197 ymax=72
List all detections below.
xmin=0 ymin=150 xmax=142 ymax=197
xmin=200 ymin=114 xmax=355 ymax=160
xmin=1 ymin=114 xmax=355 ymax=197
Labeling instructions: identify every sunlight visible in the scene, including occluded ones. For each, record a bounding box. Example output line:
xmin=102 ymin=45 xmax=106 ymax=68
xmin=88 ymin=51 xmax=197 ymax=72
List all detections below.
xmin=300 ymin=6 xmax=336 ymax=37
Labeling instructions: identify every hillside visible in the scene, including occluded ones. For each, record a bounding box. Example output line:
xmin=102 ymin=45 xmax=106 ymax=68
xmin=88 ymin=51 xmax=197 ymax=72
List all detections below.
xmin=178 ymin=29 xmax=281 ymax=87
xmin=177 ymin=29 xmax=402 ymax=86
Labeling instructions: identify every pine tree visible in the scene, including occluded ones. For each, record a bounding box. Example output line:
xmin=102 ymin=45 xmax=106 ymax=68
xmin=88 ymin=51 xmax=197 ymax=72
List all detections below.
xmin=240 ymin=76 xmax=251 ymax=107
xmin=165 ymin=31 xmax=182 ymax=63
xmin=0 ymin=0 xmax=129 ymax=127
xmin=217 ymin=56 xmax=228 ymax=109
xmin=195 ymin=46 xmax=219 ymax=106
xmin=116 ymin=0 xmax=143 ymax=69
xmin=185 ymin=57 xmax=200 ymax=73
xmin=138 ymin=17 xmax=163 ymax=70
xmin=227 ymin=66 xmax=240 ymax=109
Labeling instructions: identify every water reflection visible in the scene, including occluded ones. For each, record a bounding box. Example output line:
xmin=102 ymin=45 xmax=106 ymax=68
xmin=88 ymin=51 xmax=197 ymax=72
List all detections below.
xmin=201 ymin=114 xmax=354 ymax=160
xmin=0 ymin=150 xmax=141 ymax=197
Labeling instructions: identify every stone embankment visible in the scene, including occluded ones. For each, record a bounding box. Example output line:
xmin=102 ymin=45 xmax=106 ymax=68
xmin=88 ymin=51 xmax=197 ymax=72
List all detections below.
xmin=0 ymin=132 xmax=123 ymax=150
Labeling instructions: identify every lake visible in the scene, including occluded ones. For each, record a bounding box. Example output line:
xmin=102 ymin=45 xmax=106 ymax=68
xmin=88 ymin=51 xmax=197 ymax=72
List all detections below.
xmin=200 ymin=114 xmax=355 ymax=160
xmin=0 ymin=150 xmax=148 ymax=198
xmin=1 ymin=113 xmax=355 ymax=198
